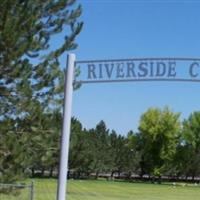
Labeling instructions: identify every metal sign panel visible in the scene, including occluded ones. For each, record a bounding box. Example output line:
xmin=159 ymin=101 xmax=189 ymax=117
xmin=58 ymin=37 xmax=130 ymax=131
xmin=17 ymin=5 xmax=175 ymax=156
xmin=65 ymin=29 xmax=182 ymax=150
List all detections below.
xmin=75 ymin=58 xmax=200 ymax=84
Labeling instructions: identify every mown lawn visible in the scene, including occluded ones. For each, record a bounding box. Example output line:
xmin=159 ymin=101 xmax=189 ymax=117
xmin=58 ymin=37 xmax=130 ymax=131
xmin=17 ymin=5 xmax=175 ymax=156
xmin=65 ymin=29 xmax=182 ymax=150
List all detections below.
xmin=1 ymin=179 xmax=200 ymax=200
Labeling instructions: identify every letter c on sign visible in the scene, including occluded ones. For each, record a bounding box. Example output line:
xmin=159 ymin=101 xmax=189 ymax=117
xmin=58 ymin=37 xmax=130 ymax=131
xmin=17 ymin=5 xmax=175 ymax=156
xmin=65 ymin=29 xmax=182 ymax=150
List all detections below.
xmin=189 ymin=62 xmax=200 ymax=78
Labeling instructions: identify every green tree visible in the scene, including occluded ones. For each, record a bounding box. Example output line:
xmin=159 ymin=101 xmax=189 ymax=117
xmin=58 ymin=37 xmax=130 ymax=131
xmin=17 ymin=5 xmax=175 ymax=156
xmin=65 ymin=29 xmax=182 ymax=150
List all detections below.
xmin=0 ymin=0 xmax=83 ymax=115
xmin=0 ymin=0 xmax=83 ymax=183
xmin=127 ymin=131 xmax=142 ymax=178
xmin=109 ymin=131 xmax=135 ymax=179
xmin=182 ymin=112 xmax=200 ymax=179
xmin=89 ymin=121 xmax=112 ymax=178
xmin=9 ymin=107 xmax=62 ymax=178
xmin=0 ymin=119 xmax=26 ymax=183
xmin=138 ymin=107 xmax=181 ymax=181
xmin=69 ymin=118 xmax=94 ymax=178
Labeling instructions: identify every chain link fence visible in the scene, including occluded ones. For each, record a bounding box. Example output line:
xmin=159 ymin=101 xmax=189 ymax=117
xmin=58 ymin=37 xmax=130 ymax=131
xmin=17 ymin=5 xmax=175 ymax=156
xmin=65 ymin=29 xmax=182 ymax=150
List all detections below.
xmin=0 ymin=182 xmax=34 ymax=200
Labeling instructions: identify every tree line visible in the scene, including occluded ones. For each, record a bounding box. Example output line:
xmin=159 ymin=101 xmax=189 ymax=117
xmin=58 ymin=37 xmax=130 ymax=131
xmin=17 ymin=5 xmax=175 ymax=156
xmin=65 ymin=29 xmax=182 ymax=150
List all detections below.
xmin=69 ymin=108 xmax=200 ymax=182
xmin=1 ymin=107 xmax=200 ymax=183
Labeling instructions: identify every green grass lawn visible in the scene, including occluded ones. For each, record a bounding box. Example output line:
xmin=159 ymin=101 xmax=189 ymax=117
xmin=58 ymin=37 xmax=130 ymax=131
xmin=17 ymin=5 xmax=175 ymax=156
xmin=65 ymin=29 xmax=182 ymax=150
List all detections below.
xmin=1 ymin=179 xmax=200 ymax=200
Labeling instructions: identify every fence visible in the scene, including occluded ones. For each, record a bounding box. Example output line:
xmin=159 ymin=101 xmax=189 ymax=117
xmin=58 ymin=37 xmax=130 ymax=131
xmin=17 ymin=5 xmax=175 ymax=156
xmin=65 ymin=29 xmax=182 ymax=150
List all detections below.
xmin=0 ymin=182 xmax=34 ymax=200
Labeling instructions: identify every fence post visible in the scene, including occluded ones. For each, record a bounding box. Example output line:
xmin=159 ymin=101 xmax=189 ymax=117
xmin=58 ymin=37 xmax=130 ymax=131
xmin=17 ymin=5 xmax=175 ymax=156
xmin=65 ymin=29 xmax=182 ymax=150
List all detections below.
xmin=30 ymin=181 xmax=34 ymax=200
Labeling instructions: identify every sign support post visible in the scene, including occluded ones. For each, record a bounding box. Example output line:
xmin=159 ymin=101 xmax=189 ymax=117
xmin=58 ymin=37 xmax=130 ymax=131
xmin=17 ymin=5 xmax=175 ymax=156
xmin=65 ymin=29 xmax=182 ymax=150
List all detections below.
xmin=57 ymin=53 xmax=75 ymax=200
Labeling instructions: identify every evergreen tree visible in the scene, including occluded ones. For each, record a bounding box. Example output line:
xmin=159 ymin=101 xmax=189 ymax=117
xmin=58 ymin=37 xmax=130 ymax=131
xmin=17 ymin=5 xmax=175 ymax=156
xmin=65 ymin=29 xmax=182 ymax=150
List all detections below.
xmin=0 ymin=0 xmax=83 ymax=183
xmin=0 ymin=119 xmax=26 ymax=183
xmin=90 ymin=121 xmax=112 ymax=178
xmin=0 ymin=0 xmax=83 ymax=116
xmin=69 ymin=118 xmax=93 ymax=177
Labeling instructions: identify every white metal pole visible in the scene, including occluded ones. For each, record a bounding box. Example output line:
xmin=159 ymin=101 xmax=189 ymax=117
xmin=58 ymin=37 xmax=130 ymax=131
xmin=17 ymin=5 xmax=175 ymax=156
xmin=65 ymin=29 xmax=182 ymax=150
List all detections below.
xmin=57 ymin=53 xmax=75 ymax=200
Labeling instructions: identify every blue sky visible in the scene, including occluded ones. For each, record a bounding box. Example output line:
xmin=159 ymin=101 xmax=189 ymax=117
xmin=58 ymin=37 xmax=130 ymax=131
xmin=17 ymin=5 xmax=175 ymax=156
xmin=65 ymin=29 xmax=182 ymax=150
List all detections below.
xmin=66 ymin=0 xmax=200 ymax=135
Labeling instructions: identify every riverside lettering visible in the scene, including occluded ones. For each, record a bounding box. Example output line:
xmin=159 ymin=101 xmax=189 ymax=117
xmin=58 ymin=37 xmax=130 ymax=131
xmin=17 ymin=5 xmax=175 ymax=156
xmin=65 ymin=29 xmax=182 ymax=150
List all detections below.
xmin=87 ymin=61 xmax=177 ymax=79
